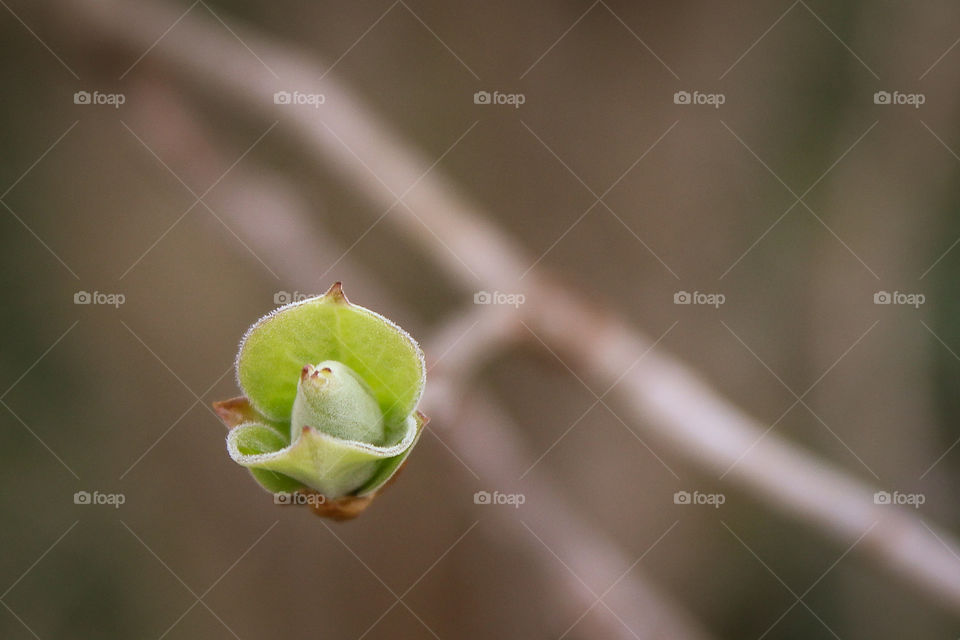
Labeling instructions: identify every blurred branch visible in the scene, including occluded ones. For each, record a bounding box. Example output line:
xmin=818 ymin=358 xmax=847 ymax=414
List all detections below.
xmin=424 ymin=306 xmax=712 ymax=640
xmin=62 ymin=0 xmax=960 ymax=614
xmin=120 ymin=80 xmax=710 ymax=639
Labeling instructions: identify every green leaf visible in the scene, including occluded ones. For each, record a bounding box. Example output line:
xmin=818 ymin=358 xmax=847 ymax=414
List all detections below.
xmin=227 ymin=415 xmax=421 ymax=498
xmin=292 ymin=361 xmax=385 ymax=444
xmin=356 ymin=413 xmax=424 ymax=496
xmin=236 ymin=285 xmax=425 ymax=428
xmin=228 ymin=422 xmax=305 ymax=493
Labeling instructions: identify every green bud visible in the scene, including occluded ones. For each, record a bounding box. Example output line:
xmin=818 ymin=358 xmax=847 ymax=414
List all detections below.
xmin=213 ymin=282 xmax=426 ymax=519
xmin=291 ymin=361 xmax=385 ymax=444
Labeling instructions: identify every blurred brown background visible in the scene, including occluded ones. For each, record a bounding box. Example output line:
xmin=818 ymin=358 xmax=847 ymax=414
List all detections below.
xmin=2 ymin=1 xmax=960 ymax=638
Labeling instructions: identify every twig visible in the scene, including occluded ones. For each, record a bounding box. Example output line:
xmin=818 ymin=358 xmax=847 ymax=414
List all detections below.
xmin=66 ymin=0 xmax=960 ymax=613
xmin=119 ymin=81 xmax=709 ymax=639
xmin=423 ymin=307 xmax=713 ymax=639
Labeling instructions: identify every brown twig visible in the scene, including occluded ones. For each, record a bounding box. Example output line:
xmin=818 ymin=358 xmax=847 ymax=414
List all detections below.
xmin=63 ymin=0 xmax=960 ymax=614
xmin=116 ymin=78 xmax=708 ymax=638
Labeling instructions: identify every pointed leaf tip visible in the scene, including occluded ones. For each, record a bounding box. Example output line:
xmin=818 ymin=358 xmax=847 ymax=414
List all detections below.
xmin=213 ymin=396 xmax=257 ymax=430
xmin=324 ymin=281 xmax=348 ymax=304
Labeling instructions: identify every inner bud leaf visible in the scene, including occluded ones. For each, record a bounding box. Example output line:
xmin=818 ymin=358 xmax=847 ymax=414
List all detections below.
xmin=291 ymin=360 xmax=385 ymax=444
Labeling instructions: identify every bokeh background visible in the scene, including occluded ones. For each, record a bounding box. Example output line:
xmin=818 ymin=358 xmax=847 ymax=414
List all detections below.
xmin=2 ymin=1 xmax=960 ymax=638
